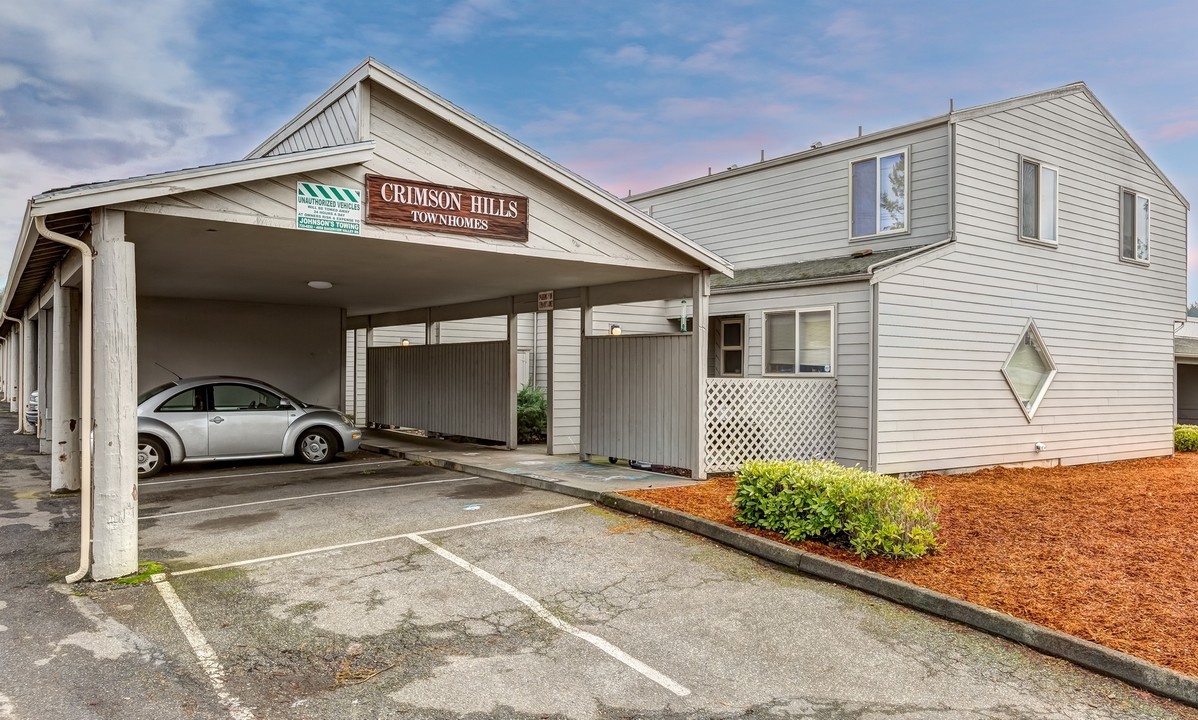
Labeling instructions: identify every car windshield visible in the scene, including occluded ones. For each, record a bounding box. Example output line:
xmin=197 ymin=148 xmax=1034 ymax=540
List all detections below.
xmin=138 ymin=382 xmax=177 ymax=405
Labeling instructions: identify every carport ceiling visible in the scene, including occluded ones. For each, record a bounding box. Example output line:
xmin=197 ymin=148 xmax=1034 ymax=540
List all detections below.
xmin=130 ymin=213 xmax=678 ymax=316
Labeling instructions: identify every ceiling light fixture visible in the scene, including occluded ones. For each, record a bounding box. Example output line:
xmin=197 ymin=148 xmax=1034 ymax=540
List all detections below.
xmin=307 ymin=280 xmax=333 ymax=290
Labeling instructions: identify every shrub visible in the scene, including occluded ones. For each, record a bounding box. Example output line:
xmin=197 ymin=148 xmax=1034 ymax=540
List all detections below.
xmin=516 ymin=384 xmax=547 ymax=444
xmin=1175 ymin=425 xmax=1198 ymax=452
xmin=732 ymin=460 xmax=939 ymax=559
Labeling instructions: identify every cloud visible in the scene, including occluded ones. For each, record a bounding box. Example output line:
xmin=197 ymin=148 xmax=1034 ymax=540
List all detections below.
xmin=0 ymin=1 xmax=236 ymax=281
xmin=431 ymin=0 xmax=515 ymax=42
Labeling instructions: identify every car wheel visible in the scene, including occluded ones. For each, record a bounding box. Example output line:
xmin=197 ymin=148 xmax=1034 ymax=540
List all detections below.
xmin=297 ymin=427 xmax=337 ymax=464
xmin=608 ymin=457 xmax=619 ymax=464
xmin=137 ymin=436 xmax=167 ymax=479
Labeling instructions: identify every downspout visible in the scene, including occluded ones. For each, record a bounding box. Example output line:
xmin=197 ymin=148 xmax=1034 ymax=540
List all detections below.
xmin=1 ymin=314 xmax=24 ymax=433
xmin=34 ymin=217 xmax=94 ymax=584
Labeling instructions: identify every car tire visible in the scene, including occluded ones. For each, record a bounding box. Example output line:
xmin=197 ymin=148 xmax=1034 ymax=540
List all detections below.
xmin=137 ymin=436 xmax=167 ymax=479
xmin=296 ymin=427 xmax=338 ymax=464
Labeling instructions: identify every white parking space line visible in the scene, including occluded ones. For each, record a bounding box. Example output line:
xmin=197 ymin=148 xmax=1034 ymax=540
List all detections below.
xmin=152 ymin=574 xmax=255 ymax=720
xmin=140 ymin=476 xmax=477 ymax=521
xmin=140 ymin=459 xmax=411 ymax=487
xmin=409 ymin=534 xmax=692 ymax=698
xmin=170 ymin=503 xmax=591 ymax=577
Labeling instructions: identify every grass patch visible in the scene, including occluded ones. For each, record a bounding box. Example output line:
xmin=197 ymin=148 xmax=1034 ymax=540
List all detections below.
xmin=112 ymin=561 xmax=167 ymax=586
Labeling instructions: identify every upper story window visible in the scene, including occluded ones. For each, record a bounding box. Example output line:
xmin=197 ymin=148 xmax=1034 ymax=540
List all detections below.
xmin=764 ymin=307 xmax=834 ymax=376
xmin=851 ymin=149 xmax=907 ymax=239
xmin=1120 ymin=189 xmax=1150 ymax=263
xmin=1019 ymin=158 xmax=1058 ymax=244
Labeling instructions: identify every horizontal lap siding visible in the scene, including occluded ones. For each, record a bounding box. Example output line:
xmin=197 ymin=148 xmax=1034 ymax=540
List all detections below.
xmin=550 ymin=309 xmax=581 ymax=454
xmin=631 ymin=125 xmax=951 ymax=268
xmin=707 ymin=281 xmax=870 ymax=467
xmin=875 ymin=91 xmax=1186 ymax=475
xmin=593 ymin=301 xmax=674 ymax=335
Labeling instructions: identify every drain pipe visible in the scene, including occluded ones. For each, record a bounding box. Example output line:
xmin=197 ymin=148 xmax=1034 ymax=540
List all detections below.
xmin=0 ymin=314 xmax=24 ymax=433
xmin=34 ymin=217 xmax=94 ymax=584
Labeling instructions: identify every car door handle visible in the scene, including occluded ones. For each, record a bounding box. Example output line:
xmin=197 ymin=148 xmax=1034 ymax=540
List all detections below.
xmin=211 ymin=416 xmax=224 ymax=424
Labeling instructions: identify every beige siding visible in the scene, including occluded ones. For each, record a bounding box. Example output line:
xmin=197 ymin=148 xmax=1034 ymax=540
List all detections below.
xmin=705 ymin=282 xmax=871 ymax=467
xmin=265 ymin=87 xmax=360 ymax=157
xmin=631 ymin=125 xmax=951 ymax=268
xmin=874 ymin=90 xmax=1186 ymax=474
xmin=549 ymin=308 xmax=581 ymax=454
xmin=592 ymin=300 xmax=674 ymax=336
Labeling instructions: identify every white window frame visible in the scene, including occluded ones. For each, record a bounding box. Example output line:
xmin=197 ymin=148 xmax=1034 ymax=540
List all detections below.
xmin=1119 ymin=187 xmax=1151 ymax=264
xmin=717 ymin=316 xmax=745 ymax=377
xmin=1000 ymin=319 xmax=1057 ymax=422
xmin=762 ymin=306 xmax=836 ymax=378
xmin=849 ymin=147 xmax=910 ymax=240
xmin=1018 ymin=156 xmax=1060 ymax=247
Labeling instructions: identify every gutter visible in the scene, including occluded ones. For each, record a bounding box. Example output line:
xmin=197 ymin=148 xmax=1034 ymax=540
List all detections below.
xmin=712 ymin=272 xmax=873 ymax=295
xmin=34 ymin=217 xmax=95 ymax=584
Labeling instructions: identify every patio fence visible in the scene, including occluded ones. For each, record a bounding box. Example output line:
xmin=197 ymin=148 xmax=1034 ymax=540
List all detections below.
xmin=704 ymin=377 xmax=837 ymax=474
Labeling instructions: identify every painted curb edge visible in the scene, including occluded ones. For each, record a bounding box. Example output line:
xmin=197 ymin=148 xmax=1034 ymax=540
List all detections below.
xmin=359 ymin=442 xmax=1198 ymax=709
xmin=597 ymin=493 xmax=1198 ymax=710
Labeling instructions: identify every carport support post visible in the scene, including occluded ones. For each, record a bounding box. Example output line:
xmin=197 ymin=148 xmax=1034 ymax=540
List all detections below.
xmin=51 ymin=278 xmax=80 ymax=492
xmin=20 ymin=310 xmax=35 ymax=433
xmin=507 ymin=302 xmax=518 ymax=449
xmin=690 ymin=272 xmax=709 ymax=480
xmin=544 ymin=309 xmax=554 ymax=455
xmin=37 ymin=307 xmax=50 ymax=451
xmin=90 ymin=208 xmax=138 ymax=581
xmin=579 ymin=288 xmax=592 ymax=463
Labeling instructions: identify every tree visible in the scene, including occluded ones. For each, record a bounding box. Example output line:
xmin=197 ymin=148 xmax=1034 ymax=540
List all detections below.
xmin=879 ymin=156 xmax=906 ymax=231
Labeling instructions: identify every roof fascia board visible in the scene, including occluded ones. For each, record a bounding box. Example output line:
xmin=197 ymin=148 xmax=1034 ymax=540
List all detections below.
xmin=31 ymin=143 xmax=376 ymax=217
xmin=364 ymin=62 xmax=733 ymax=276
xmin=1082 ymin=88 xmax=1189 ymax=210
xmin=1 ymin=204 xmax=37 ymax=316
xmin=869 ymin=236 xmax=956 ymax=285
xmin=245 ymin=59 xmax=371 ymax=160
xmin=713 ymin=273 xmax=871 ymax=295
xmin=629 ymin=115 xmax=950 ymax=202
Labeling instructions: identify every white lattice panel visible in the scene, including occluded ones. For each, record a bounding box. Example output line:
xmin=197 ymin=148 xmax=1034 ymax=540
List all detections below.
xmin=704 ymin=378 xmax=836 ymax=473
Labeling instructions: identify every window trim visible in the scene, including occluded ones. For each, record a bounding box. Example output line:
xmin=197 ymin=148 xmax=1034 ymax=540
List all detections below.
xmin=1017 ymin=155 xmax=1060 ymax=247
xmin=1118 ymin=186 xmax=1151 ymax=265
xmin=717 ymin=316 xmax=745 ymax=378
xmin=1000 ymin=318 xmax=1057 ymax=422
xmin=156 ymin=387 xmax=208 ymax=413
xmin=762 ymin=305 xmax=836 ymax=378
xmin=848 ymin=146 xmax=911 ymax=241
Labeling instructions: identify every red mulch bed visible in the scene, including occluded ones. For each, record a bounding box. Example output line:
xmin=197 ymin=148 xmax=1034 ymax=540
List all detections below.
xmin=622 ymin=454 xmax=1198 ymax=679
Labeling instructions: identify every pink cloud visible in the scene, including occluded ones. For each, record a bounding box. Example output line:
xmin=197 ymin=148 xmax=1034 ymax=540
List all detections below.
xmin=1157 ymin=118 xmax=1198 ymax=142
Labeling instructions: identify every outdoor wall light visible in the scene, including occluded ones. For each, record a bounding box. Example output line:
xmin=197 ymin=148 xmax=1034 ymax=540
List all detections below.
xmin=401 ymin=339 xmax=410 ymax=346
xmin=307 ymin=280 xmax=333 ymax=290
xmin=609 ymin=324 xmax=622 ymax=336
xmin=1035 ymin=442 xmax=1047 ymax=452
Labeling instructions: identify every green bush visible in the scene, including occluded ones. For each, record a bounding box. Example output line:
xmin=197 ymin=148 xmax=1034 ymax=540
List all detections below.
xmin=732 ymin=460 xmax=940 ymax=559
xmin=1175 ymin=424 xmax=1198 ymax=452
xmin=516 ymin=384 xmax=547 ymax=444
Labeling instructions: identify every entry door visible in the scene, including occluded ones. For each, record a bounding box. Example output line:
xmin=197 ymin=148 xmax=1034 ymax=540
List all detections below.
xmin=207 ymin=383 xmax=291 ymax=456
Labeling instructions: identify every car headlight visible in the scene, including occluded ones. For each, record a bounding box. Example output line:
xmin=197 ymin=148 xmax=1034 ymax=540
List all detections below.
xmin=338 ymin=413 xmax=354 ymax=426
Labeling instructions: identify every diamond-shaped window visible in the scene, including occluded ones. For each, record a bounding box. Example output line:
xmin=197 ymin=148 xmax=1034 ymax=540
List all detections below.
xmin=1001 ymin=320 xmax=1057 ymax=421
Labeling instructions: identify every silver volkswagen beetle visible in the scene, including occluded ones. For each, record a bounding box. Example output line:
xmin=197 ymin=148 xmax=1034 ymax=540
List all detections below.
xmin=136 ymin=376 xmax=361 ymax=478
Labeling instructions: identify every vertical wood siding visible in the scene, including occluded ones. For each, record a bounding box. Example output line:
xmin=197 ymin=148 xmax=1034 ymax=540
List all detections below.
xmin=581 ymin=334 xmax=695 ymax=470
xmin=874 ymin=91 xmax=1187 ymax=474
xmin=630 ymin=125 xmax=950 ymax=269
xmin=367 ymin=341 xmax=511 ymax=443
xmin=266 ymin=87 xmax=360 ymax=157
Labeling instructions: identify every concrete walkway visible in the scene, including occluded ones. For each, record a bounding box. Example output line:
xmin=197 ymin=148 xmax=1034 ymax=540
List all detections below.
xmin=360 ymin=429 xmax=698 ymax=495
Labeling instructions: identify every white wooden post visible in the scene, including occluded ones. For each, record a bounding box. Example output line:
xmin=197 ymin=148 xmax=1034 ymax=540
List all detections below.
xmin=37 ymin=307 xmax=51 ymax=451
xmin=691 ymin=271 xmax=709 ymax=480
xmin=51 ymin=279 xmax=80 ymax=492
xmin=544 ymin=309 xmax=554 ymax=455
xmin=507 ymin=301 xmax=518 ymax=449
xmin=579 ymin=288 xmax=592 ymax=462
xmin=90 ymin=208 xmax=138 ymax=580
xmin=20 ymin=310 xmax=35 ymax=434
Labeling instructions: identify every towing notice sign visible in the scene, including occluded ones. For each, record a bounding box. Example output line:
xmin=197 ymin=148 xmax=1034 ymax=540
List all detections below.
xmin=296 ymin=182 xmax=362 ymax=235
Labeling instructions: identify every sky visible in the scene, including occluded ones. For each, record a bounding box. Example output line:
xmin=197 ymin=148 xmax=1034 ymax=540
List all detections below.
xmin=1 ymin=0 xmax=1196 ymax=298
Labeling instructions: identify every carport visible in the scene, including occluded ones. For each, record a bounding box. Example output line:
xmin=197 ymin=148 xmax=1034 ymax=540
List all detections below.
xmin=0 ymin=58 xmax=731 ymax=581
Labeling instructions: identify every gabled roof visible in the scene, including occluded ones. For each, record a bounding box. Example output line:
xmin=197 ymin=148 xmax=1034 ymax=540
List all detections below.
xmin=632 ymin=82 xmax=1188 ymax=211
xmin=248 ymin=58 xmax=733 ymax=276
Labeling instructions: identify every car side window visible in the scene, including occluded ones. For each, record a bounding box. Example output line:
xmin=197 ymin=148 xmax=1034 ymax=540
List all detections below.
xmin=211 ymin=384 xmax=284 ymax=411
xmin=158 ymin=388 xmax=205 ymax=413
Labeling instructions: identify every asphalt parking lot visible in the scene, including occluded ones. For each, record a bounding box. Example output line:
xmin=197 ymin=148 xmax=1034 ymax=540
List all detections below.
xmin=101 ymin=454 xmax=1196 ymax=719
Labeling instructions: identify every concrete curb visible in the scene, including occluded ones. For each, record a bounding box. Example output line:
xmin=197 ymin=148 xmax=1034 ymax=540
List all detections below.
xmin=597 ymin=493 xmax=1198 ymax=710
xmin=359 ymin=442 xmax=1198 ymax=709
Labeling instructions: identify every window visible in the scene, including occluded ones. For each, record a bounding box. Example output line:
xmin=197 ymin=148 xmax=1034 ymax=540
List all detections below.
xmin=1000 ymin=320 xmax=1057 ymax=420
xmin=211 ymin=384 xmax=285 ymax=411
xmin=1120 ymin=189 xmax=1150 ymax=262
xmin=158 ymin=388 xmax=204 ymax=413
xmin=717 ymin=317 xmax=744 ymax=376
xmin=764 ymin=308 xmax=834 ymax=376
xmin=851 ymin=149 xmax=907 ymax=238
xmin=1019 ymin=158 xmax=1058 ymax=244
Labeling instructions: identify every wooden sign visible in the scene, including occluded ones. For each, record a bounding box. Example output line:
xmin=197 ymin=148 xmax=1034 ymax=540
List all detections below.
xmin=365 ymin=175 xmax=528 ymax=242
xmin=538 ymin=290 xmax=554 ymax=311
